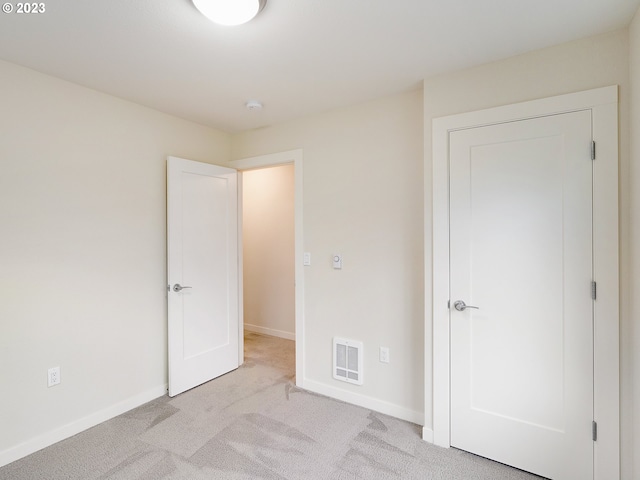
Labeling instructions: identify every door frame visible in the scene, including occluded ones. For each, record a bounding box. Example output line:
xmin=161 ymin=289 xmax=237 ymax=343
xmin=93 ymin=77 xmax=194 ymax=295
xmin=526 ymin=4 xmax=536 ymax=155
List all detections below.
xmin=428 ymin=86 xmax=619 ymax=479
xmin=228 ymin=149 xmax=304 ymax=384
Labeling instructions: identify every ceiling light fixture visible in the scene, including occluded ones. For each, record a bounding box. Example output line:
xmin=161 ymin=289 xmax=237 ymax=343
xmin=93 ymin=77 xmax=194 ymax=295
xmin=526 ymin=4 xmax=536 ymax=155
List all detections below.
xmin=192 ymin=0 xmax=267 ymax=26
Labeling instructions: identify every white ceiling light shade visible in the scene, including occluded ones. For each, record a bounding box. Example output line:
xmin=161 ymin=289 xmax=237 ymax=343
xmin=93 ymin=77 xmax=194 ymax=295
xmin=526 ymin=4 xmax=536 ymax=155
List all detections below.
xmin=192 ymin=0 xmax=267 ymax=26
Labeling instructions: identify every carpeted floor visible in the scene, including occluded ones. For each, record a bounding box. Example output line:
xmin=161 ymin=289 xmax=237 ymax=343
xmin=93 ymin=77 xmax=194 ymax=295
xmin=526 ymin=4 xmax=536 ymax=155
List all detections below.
xmin=0 ymin=333 xmax=542 ymax=479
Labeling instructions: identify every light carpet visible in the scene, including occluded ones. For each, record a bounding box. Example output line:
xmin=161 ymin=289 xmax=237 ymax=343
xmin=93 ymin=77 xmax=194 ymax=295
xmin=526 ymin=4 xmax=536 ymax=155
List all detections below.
xmin=0 ymin=333 xmax=542 ymax=479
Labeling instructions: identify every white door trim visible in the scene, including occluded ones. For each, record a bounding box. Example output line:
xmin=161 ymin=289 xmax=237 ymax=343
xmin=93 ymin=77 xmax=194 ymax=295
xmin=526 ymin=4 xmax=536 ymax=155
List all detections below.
xmin=429 ymin=86 xmax=619 ymax=480
xmin=228 ymin=149 xmax=305 ymax=386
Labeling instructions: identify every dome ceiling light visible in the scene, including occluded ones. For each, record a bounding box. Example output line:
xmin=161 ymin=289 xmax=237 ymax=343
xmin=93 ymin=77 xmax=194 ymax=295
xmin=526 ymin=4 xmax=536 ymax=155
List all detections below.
xmin=192 ymin=0 xmax=267 ymax=26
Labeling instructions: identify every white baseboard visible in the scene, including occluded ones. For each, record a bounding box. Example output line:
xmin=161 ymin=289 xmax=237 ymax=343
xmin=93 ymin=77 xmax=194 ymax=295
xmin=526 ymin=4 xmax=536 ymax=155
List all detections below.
xmin=244 ymin=323 xmax=295 ymax=341
xmin=0 ymin=384 xmax=167 ymax=468
xmin=422 ymin=426 xmax=434 ymax=443
xmin=301 ymin=378 xmax=424 ymax=426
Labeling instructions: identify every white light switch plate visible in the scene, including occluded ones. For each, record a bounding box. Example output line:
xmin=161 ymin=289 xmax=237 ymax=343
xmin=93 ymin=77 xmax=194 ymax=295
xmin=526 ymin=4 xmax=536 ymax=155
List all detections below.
xmin=303 ymin=252 xmax=311 ymax=266
xmin=380 ymin=347 xmax=390 ymax=363
xmin=332 ymin=254 xmax=342 ymax=269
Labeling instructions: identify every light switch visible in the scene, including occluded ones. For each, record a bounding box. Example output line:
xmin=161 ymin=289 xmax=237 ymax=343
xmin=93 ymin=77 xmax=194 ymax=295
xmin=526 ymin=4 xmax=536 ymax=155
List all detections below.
xmin=303 ymin=252 xmax=311 ymax=266
xmin=380 ymin=347 xmax=390 ymax=363
xmin=332 ymin=254 xmax=342 ymax=269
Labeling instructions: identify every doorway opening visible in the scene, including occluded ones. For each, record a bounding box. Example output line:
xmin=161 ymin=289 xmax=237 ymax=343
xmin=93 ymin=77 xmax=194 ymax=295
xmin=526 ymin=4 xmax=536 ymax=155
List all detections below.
xmin=241 ymin=165 xmax=296 ymax=380
xmin=229 ymin=148 xmax=304 ymax=387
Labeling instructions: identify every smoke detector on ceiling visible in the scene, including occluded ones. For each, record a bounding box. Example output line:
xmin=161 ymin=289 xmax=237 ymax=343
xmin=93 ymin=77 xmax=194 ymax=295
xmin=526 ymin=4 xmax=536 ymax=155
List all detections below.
xmin=246 ymin=100 xmax=263 ymax=112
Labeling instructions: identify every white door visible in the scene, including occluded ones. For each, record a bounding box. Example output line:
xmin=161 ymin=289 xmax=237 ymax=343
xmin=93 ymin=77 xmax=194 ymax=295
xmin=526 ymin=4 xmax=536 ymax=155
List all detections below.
xmin=167 ymin=157 xmax=239 ymax=397
xmin=449 ymin=110 xmax=594 ymax=479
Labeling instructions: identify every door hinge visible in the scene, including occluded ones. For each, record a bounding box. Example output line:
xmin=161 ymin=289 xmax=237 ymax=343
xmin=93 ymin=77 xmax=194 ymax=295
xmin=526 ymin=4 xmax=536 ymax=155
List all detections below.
xmin=592 ymin=421 xmax=598 ymax=441
xmin=447 ymin=300 xmax=450 ymax=309
xmin=591 ymin=141 xmax=596 ymax=160
xmin=591 ymin=281 xmax=597 ymax=300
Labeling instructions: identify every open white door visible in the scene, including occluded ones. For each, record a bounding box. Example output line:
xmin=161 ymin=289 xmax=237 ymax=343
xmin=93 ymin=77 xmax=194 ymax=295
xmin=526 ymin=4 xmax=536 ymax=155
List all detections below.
xmin=167 ymin=156 xmax=239 ymax=397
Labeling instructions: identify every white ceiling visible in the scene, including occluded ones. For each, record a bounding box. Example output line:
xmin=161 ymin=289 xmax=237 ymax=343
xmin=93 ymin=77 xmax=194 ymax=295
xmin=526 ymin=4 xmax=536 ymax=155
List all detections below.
xmin=0 ymin=0 xmax=638 ymax=133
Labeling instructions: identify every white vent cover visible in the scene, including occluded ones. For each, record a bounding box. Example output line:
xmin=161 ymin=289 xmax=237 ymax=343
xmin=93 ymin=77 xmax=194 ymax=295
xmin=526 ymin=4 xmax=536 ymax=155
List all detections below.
xmin=333 ymin=337 xmax=363 ymax=385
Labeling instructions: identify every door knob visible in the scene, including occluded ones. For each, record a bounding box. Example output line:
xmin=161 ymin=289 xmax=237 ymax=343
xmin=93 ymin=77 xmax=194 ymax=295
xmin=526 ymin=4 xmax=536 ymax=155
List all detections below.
xmin=173 ymin=284 xmax=192 ymax=292
xmin=453 ymin=300 xmax=479 ymax=312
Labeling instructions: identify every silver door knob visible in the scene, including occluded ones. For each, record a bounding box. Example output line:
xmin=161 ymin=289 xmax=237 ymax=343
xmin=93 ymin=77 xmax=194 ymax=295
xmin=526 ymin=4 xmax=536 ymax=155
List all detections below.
xmin=453 ymin=300 xmax=479 ymax=311
xmin=173 ymin=284 xmax=192 ymax=292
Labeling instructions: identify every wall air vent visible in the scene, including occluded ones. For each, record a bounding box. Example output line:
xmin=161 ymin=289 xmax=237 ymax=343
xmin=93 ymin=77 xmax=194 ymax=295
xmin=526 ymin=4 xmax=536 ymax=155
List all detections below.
xmin=333 ymin=337 xmax=363 ymax=385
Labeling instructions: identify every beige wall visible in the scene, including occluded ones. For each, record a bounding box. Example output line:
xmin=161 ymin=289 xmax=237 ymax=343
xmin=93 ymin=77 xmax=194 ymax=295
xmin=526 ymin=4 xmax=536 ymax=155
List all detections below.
xmin=242 ymin=165 xmax=295 ymax=338
xmin=629 ymin=8 xmax=640 ymax=480
xmin=423 ymin=28 xmax=634 ymax=477
xmin=232 ymin=89 xmax=425 ymax=421
xmin=0 ymin=60 xmax=230 ymax=462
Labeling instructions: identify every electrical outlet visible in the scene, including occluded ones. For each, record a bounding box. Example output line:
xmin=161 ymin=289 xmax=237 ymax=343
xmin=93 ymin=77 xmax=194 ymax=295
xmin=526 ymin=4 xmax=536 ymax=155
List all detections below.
xmin=48 ymin=367 xmax=61 ymax=387
xmin=379 ymin=347 xmax=390 ymax=364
